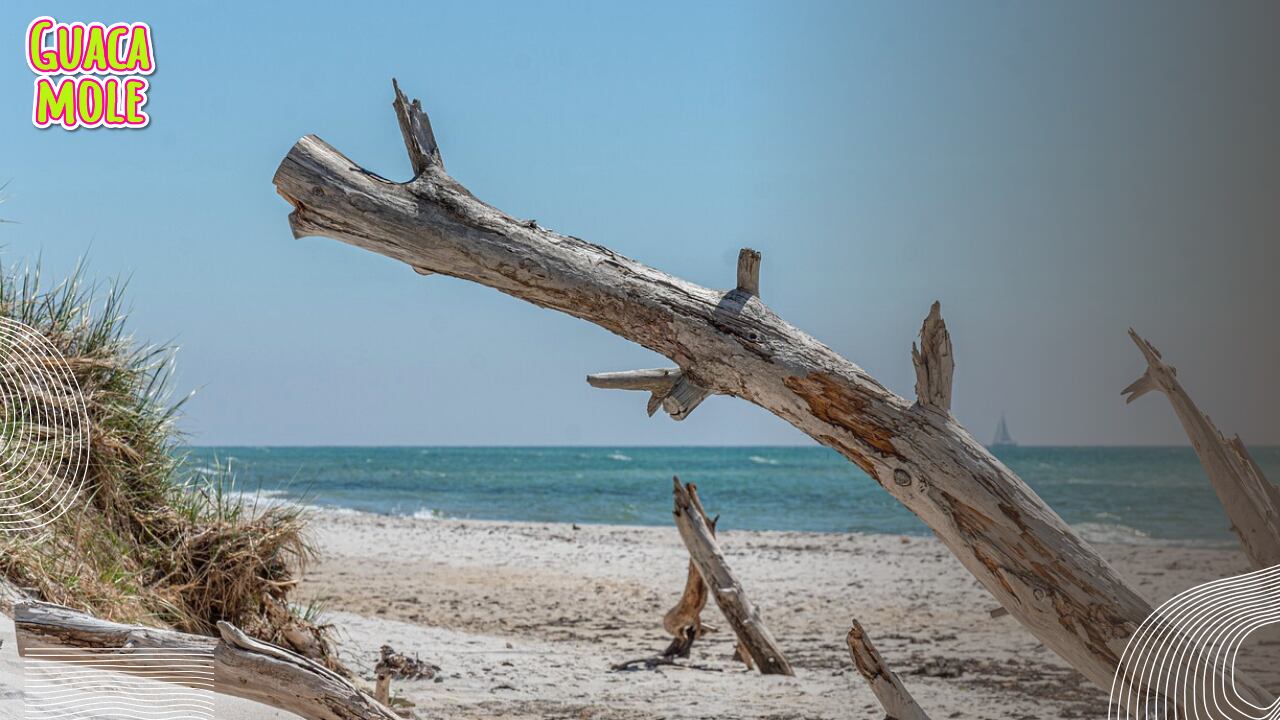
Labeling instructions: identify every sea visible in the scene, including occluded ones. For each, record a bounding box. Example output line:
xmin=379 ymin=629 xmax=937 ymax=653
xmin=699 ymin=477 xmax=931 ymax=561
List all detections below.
xmin=182 ymin=446 xmax=1280 ymax=547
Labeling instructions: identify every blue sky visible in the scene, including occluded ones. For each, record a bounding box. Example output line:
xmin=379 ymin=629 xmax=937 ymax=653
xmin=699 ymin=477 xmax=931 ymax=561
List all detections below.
xmin=2 ymin=1 xmax=1277 ymax=445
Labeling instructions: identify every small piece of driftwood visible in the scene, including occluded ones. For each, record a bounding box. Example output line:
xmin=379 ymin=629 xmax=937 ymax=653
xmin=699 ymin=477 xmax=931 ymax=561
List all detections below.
xmin=662 ymin=482 xmax=718 ymax=658
xmin=847 ymin=620 xmax=931 ymax=720
xmin=587 ymin=367 xmax=710 ymax=421
xmin=1124 ymin=329 xmax=1280 ymax=569
xmin=14 ymin=601 xmax=400 ymax=720
xmin=671 ymin=477 xmax=793 ymax=675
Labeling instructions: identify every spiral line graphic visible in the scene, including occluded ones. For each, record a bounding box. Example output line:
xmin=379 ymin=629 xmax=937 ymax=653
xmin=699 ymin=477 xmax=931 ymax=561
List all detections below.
xmin=24 ymin=647 xmax=215 ymax=720
xmin=0 ymin=316 xmax=89 ymax=531
xmin=1109 ymin=562 xmax=1280 ymax=719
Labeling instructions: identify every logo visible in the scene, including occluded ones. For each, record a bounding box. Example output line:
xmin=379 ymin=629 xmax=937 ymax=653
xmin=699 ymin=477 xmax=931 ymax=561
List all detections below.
xmin=25 ymin=17 xmax=155 ymax=130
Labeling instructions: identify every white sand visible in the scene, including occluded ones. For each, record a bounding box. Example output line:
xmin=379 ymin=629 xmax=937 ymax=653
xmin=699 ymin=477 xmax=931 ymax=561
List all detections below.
xmin=295 ymin=511 xmax=1255 ymax=719
xmin=0 ymin=509 xmax=1264 ymax=719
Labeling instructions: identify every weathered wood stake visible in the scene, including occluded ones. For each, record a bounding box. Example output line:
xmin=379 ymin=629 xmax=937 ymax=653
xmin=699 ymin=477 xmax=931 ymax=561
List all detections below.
xmin=671 ymin=477 xmax=792 ymax=675
xmin=847 ymin=620 xmax=931 ymax=720
xmin=662 ymin=482 xmax=717 ymax=658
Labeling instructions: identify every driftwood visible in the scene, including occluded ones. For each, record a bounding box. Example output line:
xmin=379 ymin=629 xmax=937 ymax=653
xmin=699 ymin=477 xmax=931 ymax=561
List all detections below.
xmin=671 ymin=478 xmax=792 ymax=675
xmin=1124 ymin=329 xmax=1280 ymax=569
xmin=272 ymin=80 xmax=1183 ymax=691
xmin=662 ymin=482 xmax=718 ymax=658
xmin=846 ymin=620 xmax=931 ymax=720
xmin=660 ymin=481 xmax=755 ymax=669
xmin=911 ymin=302 xmax=953 ymax=413
xmin=14 ymin=601 xmax=400 ymax=720
xmin=586 ymin=367 xmax=708 ymax=420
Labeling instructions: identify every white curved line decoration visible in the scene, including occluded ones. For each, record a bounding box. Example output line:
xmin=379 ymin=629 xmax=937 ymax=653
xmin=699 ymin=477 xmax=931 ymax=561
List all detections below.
xmin=1109 ymin=562 xmax=1280 ymax=719
xmin=24 ymin=647 xmax=214 ymax=720
xmin=0 ymin=317 xmax=89 ymax=532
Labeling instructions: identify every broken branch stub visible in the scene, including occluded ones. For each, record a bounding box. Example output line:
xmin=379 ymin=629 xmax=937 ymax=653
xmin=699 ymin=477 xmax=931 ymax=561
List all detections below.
xmin=671 ymin=477 xmax=793 ymax=675
xmin=272 ymin=80 xmax=1170 ymax=691
xmin=587 ymin=367 xmax=710 ymax=420
xmin=391 ymin=78 xmax=441 ymax=176
xmin=911 ymin=301 xmax=954 ymax=413
xmin=1124 ymin=329 xmax=1280 ymax=569
xmin=736 ymin=248 xmax=761 ymax=296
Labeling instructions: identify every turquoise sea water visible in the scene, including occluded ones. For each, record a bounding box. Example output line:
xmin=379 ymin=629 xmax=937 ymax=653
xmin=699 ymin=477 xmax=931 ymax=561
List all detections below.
xmin=183 ymin=446 xmax=1280 ymax=546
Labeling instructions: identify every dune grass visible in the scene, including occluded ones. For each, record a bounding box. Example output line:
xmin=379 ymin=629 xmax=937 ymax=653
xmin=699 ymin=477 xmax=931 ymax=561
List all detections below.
xmin=0 ymin=260 xmax=335 ymax=666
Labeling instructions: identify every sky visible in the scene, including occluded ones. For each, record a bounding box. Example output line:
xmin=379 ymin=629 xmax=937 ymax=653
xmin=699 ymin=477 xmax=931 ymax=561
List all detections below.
xmin=1 ymin=1 xmax=1277 ymax=446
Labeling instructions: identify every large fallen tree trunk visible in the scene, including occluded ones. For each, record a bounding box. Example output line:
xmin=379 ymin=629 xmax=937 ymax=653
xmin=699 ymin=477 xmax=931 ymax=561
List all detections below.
xmin=14 ymin=601 xmax=400 ymax=720
xmin=672 ymin=478 xmax=791 ymax=674
xmin=272 ymin=80 xmax=1178 ymax=692
xmin=1124 ymin=329 xmax=1280 ymax=569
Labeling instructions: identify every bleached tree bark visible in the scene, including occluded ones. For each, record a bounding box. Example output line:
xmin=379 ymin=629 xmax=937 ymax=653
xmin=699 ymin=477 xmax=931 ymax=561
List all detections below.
xmin=14 ymin=601 xmax=401 ymax=720
xmin=1124 ymin=329 xmax=1280 ymax=569
xmin=586 ymin=368 xmax=708 ymax=420
xmin=671 ymin=478 xmax=792 ymax=675
xmin=911 ymin=302 xmax=953 ymax=413
xmin=846 ymin=620 xmax=931 ymax=720
xmin=271 ymin=81 xmax=1171 ymax=692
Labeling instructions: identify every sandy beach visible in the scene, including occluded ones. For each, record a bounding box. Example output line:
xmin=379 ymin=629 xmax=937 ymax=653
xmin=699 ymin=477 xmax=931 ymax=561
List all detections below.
xmin=285 ymin=509 xmax=1259 ymax=719
xmin=0 ymin=506 xmax=1270 ymax=720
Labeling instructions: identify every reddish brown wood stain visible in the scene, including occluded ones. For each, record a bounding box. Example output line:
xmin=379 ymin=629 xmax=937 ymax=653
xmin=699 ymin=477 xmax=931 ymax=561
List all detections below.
xmin=782 ymin=373 xmax=901 ymax=470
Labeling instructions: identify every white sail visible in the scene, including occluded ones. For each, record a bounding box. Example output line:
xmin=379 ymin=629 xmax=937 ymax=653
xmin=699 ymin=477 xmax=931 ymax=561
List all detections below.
xmin=992 ymin=413 xmax=1016 ymax=447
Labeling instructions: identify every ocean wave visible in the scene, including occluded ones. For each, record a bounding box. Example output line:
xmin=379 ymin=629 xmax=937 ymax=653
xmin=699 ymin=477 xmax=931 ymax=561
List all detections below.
xmin=1072 ymin=522 xmax=1160 ymax=546
xmin=748 ymin=455 xmax=779 ymax=465
xmin=607 ymin=452 xmax=632 ymax=462
xmin=227 ymin=488 xmax=290 ymax=501
xmin=411 ymin=507 xmax=440 ymax=520
xmin=316 ymin=504 xmax=360 ymax=516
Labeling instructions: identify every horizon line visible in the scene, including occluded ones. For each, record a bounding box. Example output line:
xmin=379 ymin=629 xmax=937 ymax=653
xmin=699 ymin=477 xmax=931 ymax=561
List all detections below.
xmin=176 ymin=443 xmax=1252 ymax=450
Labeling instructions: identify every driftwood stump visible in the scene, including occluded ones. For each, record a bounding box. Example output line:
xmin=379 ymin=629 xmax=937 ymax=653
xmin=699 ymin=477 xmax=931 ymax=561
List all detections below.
xmin=847 ymin=620 xmax=931 ymax=720
xmin=671 ymin=478 xmax=792 ymax=675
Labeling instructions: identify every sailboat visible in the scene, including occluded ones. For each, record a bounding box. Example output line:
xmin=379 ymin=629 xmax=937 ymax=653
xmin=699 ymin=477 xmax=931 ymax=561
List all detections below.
xmin=991 ymin=412 xmax=1016 ymax=448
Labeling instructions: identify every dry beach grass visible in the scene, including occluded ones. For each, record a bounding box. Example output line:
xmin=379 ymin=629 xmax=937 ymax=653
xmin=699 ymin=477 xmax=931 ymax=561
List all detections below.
xmin=0 ymin=262 xmax=330 ymax=666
